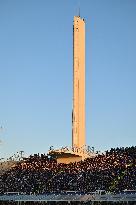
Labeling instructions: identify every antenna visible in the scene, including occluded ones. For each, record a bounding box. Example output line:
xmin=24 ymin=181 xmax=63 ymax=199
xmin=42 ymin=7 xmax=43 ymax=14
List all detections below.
xmin=78 ymin=7 xmax=80 ymax=17
xmin=75 ymin=1 xmax=81 ymax=17
xmin=0 ymin=126 xmax=6 ymax=145
xmin=0 ymin=126 xmax=3 ymax=144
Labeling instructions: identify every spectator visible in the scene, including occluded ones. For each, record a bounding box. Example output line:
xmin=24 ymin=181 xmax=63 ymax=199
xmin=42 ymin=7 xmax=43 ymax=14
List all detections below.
xmin=0 ymin=146 xmax=135 ymax=194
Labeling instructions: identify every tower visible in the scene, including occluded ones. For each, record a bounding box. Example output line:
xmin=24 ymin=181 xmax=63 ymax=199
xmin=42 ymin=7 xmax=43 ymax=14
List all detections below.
xmin=72 ymin=16 xmax=85 ymax=149
xmin=48 ymin=15 xmax=95 ymax=163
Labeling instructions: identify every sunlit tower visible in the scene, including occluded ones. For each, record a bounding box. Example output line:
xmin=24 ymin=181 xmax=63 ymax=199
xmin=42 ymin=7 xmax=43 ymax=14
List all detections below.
xmin=48 ymin=15 xmax=95 ymax=163
xmin=72 ymin=16 xmax=85 ymax=149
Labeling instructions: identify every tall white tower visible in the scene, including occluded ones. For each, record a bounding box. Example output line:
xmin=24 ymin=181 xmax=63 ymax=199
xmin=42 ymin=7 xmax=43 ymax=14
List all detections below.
xmin=72 ymin=16 xmax=85 ymax=149
xmin=48 ymin=16 xmax=94 ymax=164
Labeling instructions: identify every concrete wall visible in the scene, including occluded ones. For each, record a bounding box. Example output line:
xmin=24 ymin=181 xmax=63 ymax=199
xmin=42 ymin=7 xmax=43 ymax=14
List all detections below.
xmin=57 ymin=156 xmax=82 ymax=164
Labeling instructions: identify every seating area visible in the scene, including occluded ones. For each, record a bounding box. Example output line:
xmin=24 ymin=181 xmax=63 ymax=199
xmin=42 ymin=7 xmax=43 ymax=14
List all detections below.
xmin=0 ymin=146 xmax=135 ymax=194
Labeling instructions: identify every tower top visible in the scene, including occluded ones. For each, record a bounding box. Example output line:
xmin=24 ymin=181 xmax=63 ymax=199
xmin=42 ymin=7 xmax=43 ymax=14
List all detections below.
xmin=74 ymin=15 xmax=85 ymax=23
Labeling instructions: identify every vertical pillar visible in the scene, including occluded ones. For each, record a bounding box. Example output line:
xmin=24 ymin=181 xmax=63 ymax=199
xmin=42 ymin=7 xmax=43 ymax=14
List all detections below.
xmin=72 ymin=16 xmax=85 ymax=149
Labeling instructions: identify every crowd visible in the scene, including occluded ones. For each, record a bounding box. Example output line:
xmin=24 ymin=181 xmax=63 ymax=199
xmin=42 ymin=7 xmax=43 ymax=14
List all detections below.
xmin=0 ymin=201 xmax=85 ymax=205
xmin=0 ymin=146 xmax=135 ymax=194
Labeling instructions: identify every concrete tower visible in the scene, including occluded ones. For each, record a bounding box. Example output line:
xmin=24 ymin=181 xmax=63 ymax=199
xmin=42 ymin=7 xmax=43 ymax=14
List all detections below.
xmin=72 ymin=16 xmax=85 ymax=149
xmin=48 ymin=16 xmax=95 ymax=164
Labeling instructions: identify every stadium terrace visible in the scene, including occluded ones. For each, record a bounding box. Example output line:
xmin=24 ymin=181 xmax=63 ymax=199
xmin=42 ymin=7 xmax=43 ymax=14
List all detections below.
xmin=0 ymin=146 xmax=135 ymax=194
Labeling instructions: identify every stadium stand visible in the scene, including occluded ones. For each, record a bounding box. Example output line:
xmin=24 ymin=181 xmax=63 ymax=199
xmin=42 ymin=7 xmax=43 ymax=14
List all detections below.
xmin=0 ymin=146 xmax=135 ymax=194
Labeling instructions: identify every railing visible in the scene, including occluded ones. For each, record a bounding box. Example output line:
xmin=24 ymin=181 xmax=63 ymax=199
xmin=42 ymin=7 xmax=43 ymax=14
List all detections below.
xmin=48 ymin=145 xmax=96 ymax=156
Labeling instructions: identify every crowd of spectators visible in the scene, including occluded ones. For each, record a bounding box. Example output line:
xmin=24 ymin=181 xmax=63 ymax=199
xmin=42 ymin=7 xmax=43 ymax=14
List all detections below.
xmin=0 ymin=146 xmax=135 ymax=194
xmin=0 ymin=201 xmax=121 ymax=205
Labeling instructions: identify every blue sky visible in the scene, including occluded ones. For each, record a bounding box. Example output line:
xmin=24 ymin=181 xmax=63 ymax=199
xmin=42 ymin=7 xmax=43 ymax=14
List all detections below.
xmin=0 ymin=0 xmax=136 ymax=159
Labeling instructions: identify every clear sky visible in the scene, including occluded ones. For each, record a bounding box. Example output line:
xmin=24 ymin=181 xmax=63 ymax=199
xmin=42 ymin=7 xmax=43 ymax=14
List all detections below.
xmin=0 ymin=0 xmax=136 ymax=159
